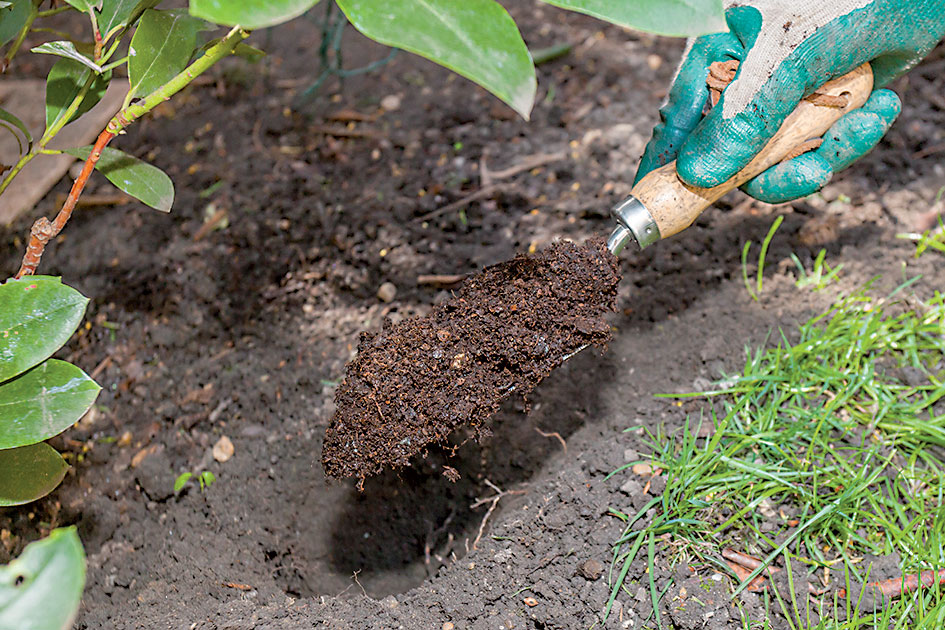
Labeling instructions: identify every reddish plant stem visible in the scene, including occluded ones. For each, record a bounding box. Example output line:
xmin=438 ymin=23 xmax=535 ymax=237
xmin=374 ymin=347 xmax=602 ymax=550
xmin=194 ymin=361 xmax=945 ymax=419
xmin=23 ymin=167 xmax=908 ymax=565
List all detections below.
xmin=15 ymin=128 xmax=114 ymax=278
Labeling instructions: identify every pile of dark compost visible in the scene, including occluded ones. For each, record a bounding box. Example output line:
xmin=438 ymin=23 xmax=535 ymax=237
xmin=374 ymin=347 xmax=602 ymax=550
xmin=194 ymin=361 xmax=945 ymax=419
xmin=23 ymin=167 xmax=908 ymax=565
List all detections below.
xmin=322 ymin=237 xmax=620 ymax=480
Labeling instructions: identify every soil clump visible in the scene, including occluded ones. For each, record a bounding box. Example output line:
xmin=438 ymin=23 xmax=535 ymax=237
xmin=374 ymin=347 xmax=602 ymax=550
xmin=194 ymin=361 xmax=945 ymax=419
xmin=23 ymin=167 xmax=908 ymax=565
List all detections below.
xmin=322 ymin=237 xmax=620 ymax=480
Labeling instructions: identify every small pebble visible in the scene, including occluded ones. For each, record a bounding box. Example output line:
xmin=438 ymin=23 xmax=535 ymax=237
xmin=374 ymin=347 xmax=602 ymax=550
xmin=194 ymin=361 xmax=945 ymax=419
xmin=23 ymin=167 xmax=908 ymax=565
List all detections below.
xmin=380 ymin=94 xmax=402 ymax=111
xmin=578 ymin=558 xmax=604 ymax=581
xmin=377 ymin=282 xmax=397 ymax=302
xmin=442 ymin=623 xmax=454 ymax=630
xmin=212 ymin=435 xmax=234 ymax=462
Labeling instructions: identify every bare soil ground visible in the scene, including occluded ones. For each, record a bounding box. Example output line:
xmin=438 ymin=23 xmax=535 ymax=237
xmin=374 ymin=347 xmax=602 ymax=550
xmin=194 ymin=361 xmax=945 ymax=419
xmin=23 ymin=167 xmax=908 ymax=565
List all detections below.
xmin=2 ymin=4 xmax=944 ymax=629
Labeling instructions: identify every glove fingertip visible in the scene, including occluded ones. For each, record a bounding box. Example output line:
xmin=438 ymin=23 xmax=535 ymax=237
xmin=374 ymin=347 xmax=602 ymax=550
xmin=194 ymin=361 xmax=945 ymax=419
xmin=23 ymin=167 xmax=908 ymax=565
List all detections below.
xmin=860 ymin=89 xmax=902 ymax=125
xmin=741 ymin=153 xmax=832 ymax=204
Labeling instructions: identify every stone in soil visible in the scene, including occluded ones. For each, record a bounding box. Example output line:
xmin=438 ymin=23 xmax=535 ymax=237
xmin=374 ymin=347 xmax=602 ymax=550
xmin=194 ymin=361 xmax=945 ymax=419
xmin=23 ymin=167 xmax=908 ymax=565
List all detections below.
xmin=322 ymin=238 xmax=620 ymax=480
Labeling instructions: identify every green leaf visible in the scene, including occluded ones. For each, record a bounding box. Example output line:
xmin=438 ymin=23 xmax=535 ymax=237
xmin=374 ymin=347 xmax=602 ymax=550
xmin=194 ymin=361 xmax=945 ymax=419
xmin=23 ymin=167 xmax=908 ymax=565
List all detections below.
xmin=0 ymin=444 xmax=69 ymax=507
xmin=127 ymin=8 xmax=204 ymax=99
xmin=199 ymin=470 xmax=215 ymax=490
xmin=173 ymin=472 xmax=192 ymax=492
xmin=45 ymin=58 xmax=111 ymax=131
xmin=0 ymin=3 xmax=13 ymax=10
xmin=64 ymin=0 xmax=103 ymax=11
xmin=336 ymin=0 xmax=536 ymax=119
xmin=31 ymin=41 xmax=104 ymax=73
xmin=0 ymin=0 xmax=32 ymax=48
xmin=537 ymin=0 xmax=727 ymax=37
xmin=0 ymin=359 xmax=101 ymax=450
xmin=98 ymin=0 xmax=161 ymax=37
xmin=189 ymin=0 xmax=320 ymax=29
xmin=65 ymin=146 xmax=174 ymax=211
xmin=0 ymin=106 xmax=31 ymax=153
xmin=0 ymin=527 xmax=85 ymax=629
xmin=0 ymin=276 xmax=88 ymax=383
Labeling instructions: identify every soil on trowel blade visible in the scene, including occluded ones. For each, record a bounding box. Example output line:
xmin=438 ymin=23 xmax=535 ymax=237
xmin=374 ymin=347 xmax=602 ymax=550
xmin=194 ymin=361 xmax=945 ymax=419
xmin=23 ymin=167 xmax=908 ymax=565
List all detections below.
xmin=322 ymin=237 xmax=620 ymax=481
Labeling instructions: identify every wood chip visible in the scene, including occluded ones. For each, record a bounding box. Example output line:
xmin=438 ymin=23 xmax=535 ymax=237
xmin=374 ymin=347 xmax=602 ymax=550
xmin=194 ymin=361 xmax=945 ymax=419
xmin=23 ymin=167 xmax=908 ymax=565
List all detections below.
xmin=130 ymin=444 xmax=160 ymax=468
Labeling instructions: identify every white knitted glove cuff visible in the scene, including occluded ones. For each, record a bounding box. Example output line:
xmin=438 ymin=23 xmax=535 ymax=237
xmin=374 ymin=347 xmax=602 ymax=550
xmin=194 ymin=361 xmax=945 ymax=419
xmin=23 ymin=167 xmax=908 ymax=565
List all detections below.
xmin=716 ymin=0 xmax=873 ymax=117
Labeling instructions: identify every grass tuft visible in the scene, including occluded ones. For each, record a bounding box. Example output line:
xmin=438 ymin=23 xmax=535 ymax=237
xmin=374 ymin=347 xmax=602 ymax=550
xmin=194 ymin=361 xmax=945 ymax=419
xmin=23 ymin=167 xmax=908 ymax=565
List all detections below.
xmin=608 ymin=283 xmax=945 ymax=626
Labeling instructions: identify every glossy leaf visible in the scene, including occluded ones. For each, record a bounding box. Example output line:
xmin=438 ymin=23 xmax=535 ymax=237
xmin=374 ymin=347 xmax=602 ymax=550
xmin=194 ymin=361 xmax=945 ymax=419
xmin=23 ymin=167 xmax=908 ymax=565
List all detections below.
xmin=0 ymin=527 xmax=85 ymax=629
xmin=64 ymin=0 xmax=103 ymax=11
xmin=0 ymin=276 xmax=88 ymax=383
xmin=98 ymin=0 xmax=161 ymax=37
xmin=0 ymin=106 xmax=31 ymax=153
xmin=0 ymin=2 xmax=12 ymax=9
xmin=128 ymin=8 xmax=204 ymax=99
xmin=45 ymin=58 xmax=111 ymax=131
xmin=31 ymin=41 xmax=103 ymax=73
xmin=189 ymin=0 xmax=320 ymax=29
xmin=336 ymin=0 xmax=536 ymax=119
xmin=0 ymin=444 xmax=69 ymax=507
xmin=0 ymin=0 xmax=31 ymax=48
xmin=0 ymin=359 xmax=101 ymax=450
xmin=538 ymin=0 xmax=726 ymax=37
xmin=66 ymin=146 xmax=174 ymax=211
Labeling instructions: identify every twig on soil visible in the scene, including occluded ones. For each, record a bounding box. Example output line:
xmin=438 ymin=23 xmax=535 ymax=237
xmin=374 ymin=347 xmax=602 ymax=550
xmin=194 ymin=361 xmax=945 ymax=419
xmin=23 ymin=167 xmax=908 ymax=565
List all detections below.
xmin=469 ymin=479 xmax=526 ymax=551
xmin=417 ymin=184 xmax=509 ymax=221
xmin=838 ymin=568 xmax=945 ymax=601
xmin=208 ymin=398 xmax=232 ymax=424
xmin=308 ymin=124 xmax=382 ymax=139
xmin=89 ymin=355 xmax=113 ymax=380
xmin=193 ymin=207 xmax=229 ymax=241
xmin=480 ymin=151 xmax=567 ymax=187
xmin=723 ymin=549 xmax=828 ymax=594
xmin=913 ymin=142 xmax=945 ymax=159
xmin=534 ymin=427 xmax=567 ymax=452
xmin=417 ymin=274 xmax=466 ymax=288
xmin=722 ymin=549 xmax=780 ymax=576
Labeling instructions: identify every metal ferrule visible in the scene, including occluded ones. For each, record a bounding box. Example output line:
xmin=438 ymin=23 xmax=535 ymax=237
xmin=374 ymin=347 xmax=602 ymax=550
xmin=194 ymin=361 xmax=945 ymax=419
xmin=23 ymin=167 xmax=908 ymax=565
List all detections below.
xmin=606 ymin=196 xmax=660 ymax=255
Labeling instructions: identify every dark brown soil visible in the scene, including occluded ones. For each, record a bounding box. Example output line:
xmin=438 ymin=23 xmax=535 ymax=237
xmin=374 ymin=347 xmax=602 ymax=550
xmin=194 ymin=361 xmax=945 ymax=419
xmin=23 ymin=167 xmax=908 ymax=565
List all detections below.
xmin=323 ymin=238 xmax=619 ymax=480
xmin=1 ymin=5 xmax=943 ymax=629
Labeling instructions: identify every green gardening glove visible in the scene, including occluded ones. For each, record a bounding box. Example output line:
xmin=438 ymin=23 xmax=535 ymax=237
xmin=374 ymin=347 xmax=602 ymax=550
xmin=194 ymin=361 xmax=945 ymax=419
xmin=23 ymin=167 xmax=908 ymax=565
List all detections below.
xmin=634 ymin=0 xmax=945 ymax=204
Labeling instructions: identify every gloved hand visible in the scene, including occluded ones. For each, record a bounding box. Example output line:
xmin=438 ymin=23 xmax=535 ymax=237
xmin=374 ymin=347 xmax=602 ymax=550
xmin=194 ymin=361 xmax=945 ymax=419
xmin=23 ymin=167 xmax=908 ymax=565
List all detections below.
xmin=634 ymin=0 xmax=945 ymax=204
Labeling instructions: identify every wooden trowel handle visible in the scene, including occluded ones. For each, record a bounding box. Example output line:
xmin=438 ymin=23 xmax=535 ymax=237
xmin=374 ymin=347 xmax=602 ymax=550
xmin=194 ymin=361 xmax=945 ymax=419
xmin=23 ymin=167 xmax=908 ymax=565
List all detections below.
xmin=631 ymin=63 xmax=874 ymax=240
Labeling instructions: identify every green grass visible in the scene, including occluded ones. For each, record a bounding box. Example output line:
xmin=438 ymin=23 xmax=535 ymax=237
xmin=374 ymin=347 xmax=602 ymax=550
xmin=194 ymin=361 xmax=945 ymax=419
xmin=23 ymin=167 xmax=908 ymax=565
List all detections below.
xmin=897 ymin=216 xmax=945 ymax=259
xmin=742 ymin=216 xmax=784 ymax=301
xmin=792 ymin=249 xmax=844 ymax=291
xmin=607 ymin=283 xmax=945 ymax=627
